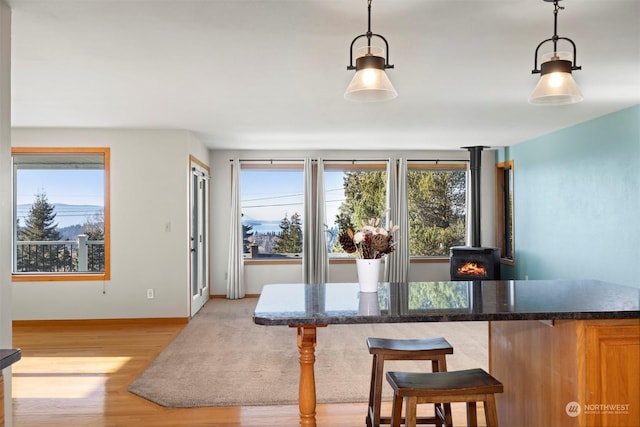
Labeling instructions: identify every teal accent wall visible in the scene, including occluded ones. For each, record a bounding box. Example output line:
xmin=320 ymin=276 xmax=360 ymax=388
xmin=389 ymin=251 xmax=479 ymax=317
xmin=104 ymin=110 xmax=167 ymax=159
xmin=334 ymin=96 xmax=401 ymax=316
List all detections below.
xmin=497 ymin=105 xmax=640 ymax=288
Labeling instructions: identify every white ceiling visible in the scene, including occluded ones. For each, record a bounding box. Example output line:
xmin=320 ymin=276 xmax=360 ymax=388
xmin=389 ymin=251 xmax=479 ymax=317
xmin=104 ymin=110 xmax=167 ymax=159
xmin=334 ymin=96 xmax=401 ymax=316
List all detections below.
xmin=7 ymin=0 xmax=640 ymax=151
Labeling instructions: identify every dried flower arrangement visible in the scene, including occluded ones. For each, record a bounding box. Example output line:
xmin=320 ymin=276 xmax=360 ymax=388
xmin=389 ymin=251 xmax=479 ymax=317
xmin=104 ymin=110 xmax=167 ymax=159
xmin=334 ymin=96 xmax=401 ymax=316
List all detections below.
xmin=338 ymin=211 xmax=399 ymax=259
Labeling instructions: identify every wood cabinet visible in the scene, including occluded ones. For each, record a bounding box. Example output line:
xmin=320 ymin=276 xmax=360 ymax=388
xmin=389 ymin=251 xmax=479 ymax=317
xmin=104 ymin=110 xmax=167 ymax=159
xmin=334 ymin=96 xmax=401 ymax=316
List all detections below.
xmin=489 ymin=319 xmax=640 ymax=427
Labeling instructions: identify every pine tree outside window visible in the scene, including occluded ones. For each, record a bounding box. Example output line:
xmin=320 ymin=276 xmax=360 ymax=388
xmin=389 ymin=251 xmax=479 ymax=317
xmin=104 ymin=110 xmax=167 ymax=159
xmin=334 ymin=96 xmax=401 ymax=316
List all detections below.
xmin=12 ymin=147 xmax=110 ymax=281
xmin=407 ymin=163 xmax=467 ymax=257
xmin=324 ymin=162 xmax=388 ymax=258
xmin=323 ymin=161 xmax=466 ymax=259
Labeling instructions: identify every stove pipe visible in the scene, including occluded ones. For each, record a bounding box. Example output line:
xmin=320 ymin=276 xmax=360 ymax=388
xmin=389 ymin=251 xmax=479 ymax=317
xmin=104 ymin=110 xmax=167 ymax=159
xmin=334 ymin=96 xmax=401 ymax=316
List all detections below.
xmin=465 ymin=146 xmax=486 ymax=248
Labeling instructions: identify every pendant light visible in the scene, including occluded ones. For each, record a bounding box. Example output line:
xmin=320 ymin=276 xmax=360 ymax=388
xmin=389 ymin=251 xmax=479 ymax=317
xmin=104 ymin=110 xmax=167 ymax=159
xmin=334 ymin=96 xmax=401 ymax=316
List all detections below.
xmin=345 ymin=0 xmax=397 ymax=102
xmin=530 ymin=0 xmax=583 ymax=105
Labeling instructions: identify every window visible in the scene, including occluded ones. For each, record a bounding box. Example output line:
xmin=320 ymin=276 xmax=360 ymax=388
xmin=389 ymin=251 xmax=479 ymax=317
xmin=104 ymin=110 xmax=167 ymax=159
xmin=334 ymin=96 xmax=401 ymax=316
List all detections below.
xmin=495 ymin=160 xmax=514 ymax=263
xmin=240 ymin=163 xmax=304 ymax=260
xmin=12 ymin=147 xmax=110 ymax=281
xmin=238 ymin=159 xmax=467 ymax=262
xmin=407 ymin=164 xmax=467 ymax=257
xmin=324 ymin=162 xmax=388 ymax=257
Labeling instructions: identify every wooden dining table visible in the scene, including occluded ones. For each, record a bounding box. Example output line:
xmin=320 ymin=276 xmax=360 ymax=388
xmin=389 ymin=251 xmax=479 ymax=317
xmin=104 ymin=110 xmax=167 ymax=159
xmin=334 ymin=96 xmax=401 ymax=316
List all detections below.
xmin=253 ymin=280 xmax=640 ymax=427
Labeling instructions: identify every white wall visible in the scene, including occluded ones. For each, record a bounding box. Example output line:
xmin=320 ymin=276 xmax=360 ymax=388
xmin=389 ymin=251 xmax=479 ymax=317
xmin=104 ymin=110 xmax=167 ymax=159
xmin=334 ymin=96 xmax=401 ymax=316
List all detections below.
xmin=12 ymin=128 xmax=208 ymax=320
xmin=10 ymin=135 xmax=496 ymax=316
xmin=0 ymin=1 xmax=13 ymax=424
xmin=209 ymin=149 xmax=496 ymax=296
xmin=188 ymin=132 xmax=209 ymax=164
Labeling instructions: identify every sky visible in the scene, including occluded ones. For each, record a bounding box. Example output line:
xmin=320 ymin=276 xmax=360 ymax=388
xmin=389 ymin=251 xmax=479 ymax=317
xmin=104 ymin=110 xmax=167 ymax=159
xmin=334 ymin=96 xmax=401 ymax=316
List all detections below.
xmin=16 ymin=169 xmax=104 ymax=227
xmin=17 ymin=167 xmax=347 ymax=232
xmin=240 ymin=169 xmax=346 ymax=233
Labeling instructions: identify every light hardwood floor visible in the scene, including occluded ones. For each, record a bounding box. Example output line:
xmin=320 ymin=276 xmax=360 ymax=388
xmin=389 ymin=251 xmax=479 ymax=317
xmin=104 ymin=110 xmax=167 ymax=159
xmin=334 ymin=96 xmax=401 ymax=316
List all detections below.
xmin=12 ymin=316 xmax=486 ymax=427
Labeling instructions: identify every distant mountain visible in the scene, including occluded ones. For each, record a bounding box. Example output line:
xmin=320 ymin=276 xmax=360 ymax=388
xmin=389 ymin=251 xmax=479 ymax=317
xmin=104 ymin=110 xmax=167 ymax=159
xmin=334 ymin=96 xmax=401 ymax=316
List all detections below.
xmin=16 ymin=203 xmax=104 ymax=228
xmin=59 ymin=224 xmax=84 ymax=241
xmin=242 ymin=216 xmax=282 ymax=234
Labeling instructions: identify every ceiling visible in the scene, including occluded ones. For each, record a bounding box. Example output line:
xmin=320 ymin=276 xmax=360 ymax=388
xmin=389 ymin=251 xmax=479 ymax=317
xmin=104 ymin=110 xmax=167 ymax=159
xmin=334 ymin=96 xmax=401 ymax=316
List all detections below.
xmin=7 ymin=0 xmax=640 ymax=151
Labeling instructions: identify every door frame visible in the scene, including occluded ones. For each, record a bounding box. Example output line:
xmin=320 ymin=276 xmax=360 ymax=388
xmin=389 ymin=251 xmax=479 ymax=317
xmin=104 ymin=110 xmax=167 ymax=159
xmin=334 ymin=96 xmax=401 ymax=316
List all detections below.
xmin=189 ymin=156 xmax=210 ymax=317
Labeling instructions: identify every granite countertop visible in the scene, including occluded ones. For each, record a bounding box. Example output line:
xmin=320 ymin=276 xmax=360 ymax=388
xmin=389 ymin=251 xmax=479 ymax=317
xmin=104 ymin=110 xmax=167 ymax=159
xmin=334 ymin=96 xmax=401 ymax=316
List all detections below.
xmin=0 ymin=349 xmax=21 ymax=370
xmin=253 ymin=280 xmax=640 ymax=326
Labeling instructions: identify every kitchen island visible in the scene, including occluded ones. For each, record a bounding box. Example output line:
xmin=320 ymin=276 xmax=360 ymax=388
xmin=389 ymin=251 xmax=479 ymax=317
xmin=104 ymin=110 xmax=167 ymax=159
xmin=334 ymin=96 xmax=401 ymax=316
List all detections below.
xmin=253 ymin=280 xmax=639 ymax=427
xmin=0 ymin=349 xmax=21 ymax=426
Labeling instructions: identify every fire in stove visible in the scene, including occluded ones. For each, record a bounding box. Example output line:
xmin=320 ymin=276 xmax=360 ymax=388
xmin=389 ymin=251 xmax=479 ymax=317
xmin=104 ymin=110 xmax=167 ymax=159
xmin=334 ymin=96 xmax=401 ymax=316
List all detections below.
xmin=450 ymin=246 xmax=500 ymax=280
xmin=456 ymin=262 xmax=488 ymax=277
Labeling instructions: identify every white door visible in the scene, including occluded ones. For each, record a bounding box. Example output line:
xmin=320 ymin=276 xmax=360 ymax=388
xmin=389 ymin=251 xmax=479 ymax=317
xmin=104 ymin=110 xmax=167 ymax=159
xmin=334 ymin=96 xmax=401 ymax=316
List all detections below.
xmin=190 ymin=161 xmax=210 ymax=317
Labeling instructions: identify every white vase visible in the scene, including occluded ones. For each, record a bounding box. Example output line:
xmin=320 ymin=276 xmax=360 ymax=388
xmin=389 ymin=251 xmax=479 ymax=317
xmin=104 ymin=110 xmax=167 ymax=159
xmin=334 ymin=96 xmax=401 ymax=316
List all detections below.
xmin=356 ymin=258 xmax=381 ymax=293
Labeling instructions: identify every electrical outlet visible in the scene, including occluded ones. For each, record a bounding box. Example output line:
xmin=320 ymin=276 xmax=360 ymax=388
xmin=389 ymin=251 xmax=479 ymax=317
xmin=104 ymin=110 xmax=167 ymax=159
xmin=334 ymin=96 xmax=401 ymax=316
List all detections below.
xmin=147 ymin=288 xmax=154 ymax=299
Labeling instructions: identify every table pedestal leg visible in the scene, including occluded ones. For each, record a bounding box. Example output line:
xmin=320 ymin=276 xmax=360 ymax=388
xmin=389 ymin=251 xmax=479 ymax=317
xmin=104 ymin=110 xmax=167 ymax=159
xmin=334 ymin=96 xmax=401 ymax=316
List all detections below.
xmin=296 ymin=326 xmax=317 ymax=427
xmin=294 ymin=325 xmax=328 ymax=427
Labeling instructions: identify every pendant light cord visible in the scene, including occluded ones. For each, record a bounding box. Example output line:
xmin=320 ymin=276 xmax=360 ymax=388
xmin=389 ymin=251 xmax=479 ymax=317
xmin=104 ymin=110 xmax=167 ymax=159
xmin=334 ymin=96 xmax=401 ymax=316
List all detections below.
xmin=366 ymin=0 xmax=373 ymax=54
xmin=551 ymin=0 xmax=564 ymax=54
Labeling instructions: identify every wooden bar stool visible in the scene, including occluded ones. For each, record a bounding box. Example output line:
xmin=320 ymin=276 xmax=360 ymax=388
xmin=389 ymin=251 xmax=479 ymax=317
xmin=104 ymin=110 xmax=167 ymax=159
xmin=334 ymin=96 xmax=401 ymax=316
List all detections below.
xmin=366 ymin=337 xmax=454 ymax=427
xmin=385 ymin=368 xmax=504 ymax=427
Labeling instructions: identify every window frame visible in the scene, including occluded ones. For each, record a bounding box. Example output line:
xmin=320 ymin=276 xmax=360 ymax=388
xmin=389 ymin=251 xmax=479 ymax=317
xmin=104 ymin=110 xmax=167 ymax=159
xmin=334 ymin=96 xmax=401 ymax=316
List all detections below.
xmin=12 ymin=147 xmax=111 ymax=281
xmin=495 ymin=160 xmax=515 ymax=265
xmin=239 ymin=161 xmax=305 ymax=265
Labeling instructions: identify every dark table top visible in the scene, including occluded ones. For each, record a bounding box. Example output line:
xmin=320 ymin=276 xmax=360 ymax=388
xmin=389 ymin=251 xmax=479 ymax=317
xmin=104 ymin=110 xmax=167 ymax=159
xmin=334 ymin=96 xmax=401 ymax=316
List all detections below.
xmin=0 ymin=349 xmax=21 ymax=370
xmin=253 ymin=280 xmax=640 ymax=326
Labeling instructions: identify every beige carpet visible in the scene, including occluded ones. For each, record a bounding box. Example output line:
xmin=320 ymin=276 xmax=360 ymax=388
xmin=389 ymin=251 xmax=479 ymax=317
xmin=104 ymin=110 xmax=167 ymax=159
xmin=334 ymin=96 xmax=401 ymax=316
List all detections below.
xmin=128 ymin=298 xmax=487 ymax=408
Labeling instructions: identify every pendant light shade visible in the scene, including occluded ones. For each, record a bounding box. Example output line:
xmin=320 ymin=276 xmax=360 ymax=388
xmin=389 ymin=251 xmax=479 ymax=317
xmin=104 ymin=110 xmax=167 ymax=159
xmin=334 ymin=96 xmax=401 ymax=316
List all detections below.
xmin=345 ymin=46 xmax=397 ymax=102
xmin=529 ymin=53 xmax=583 ymax=105
xmin=530 ymin=0 xmax=583 ymax=105
xmin=345 ymin=0 xmax=397 ymax=102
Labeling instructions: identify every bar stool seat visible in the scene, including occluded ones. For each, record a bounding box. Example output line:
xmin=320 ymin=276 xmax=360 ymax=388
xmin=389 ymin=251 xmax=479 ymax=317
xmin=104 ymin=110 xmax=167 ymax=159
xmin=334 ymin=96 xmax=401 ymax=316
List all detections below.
xmin=366 ymin=337 xmax=454 ymax=427
xmin=386 ymin=368 xmax=504 ymax=427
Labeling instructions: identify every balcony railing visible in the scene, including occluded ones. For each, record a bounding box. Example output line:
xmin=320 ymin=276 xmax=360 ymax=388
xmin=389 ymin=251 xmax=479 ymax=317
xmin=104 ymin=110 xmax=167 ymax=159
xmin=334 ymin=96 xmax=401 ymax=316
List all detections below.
xmin=15 ymin=234 xmax=105 ymax=273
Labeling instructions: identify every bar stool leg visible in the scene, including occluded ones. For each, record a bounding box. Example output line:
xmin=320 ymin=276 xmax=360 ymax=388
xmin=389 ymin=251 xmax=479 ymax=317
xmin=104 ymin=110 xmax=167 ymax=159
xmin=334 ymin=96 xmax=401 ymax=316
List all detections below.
xmin=484 ymin=394 xmax=499 ymax=427
xmin=440 ymin=404 xmax=451 ymax=427
xmin=406 ymin=396 xmax=418 ymax=427
xmin=466 ymin=401 xmax=478 ymax=427
xmin=432 ymin=357 xmax=451 ymax=427
xmin=390 ymin=392 xmax=404 ymax=427
xmin=444 ymin=408 xmax=453 ymax=427
xmin=371 ymin=354 xmax=386 ymax=426
xmin=367 ymin=354 xmax=378 ymax=427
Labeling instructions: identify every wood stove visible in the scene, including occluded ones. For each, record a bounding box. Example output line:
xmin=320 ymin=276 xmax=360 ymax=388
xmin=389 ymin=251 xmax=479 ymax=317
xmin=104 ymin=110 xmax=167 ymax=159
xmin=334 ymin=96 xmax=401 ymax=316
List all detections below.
xmin=450 ymin=146 xmax=501 ymax=281
xmin=450 ymin=246 xmax=500 ymax=281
